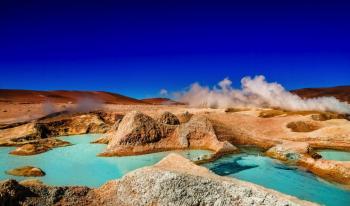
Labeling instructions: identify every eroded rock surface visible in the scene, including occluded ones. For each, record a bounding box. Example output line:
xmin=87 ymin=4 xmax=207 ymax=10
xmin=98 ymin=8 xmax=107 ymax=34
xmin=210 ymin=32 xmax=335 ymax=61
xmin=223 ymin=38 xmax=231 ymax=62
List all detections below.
xmin=9 ymin=138 xmax=71 ymax=155
xmin=0 ymin=179 xmax=92 ymax=206
xmin=93 ymin=154 xmax=317 ymax=206
xmin=0 ymin=112 xmax=111 ymax=147
xmin=177 ymin=115 xmax=237 ymax=153
xmin=266 ymin=142 xmax=350 ymax=185
xmin=0 ymin=179 xmax=34 ymax=205
xmin=91 ymin=120 xmax=121 ymax=144
xmin=102 ymin=111 xmax=237 ymax=156
xmin=157 ymin=111 xmax=180 ymax=125
xmin=6 ymin=166 xmax=45 ymax=177
xmin=286 ymin=121 xmax=321 ymax=132
xmin=299 ymin=156 xmax=350 ymax=185
xmin=266 ymin=141 xmax=310 ymax=162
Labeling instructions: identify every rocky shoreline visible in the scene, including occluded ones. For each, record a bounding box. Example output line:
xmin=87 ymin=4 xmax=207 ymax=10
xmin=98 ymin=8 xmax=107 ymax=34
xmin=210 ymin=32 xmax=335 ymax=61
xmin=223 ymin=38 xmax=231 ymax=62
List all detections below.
xmin=0 ymin=154 xmax=318 ymax=206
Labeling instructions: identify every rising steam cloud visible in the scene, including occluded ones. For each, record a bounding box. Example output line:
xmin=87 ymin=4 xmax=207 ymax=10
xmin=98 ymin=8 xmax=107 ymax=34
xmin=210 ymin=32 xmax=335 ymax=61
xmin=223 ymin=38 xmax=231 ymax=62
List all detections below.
xmin=177 ymin=75 xmax=350 ymax=114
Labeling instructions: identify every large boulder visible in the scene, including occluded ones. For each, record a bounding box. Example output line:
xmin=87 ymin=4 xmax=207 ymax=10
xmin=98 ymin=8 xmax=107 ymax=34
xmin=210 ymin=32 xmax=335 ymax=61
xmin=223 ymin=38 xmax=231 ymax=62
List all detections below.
xmin=107 ymin=111 xmax=164 ymax=147
xmin=102 ymin=111 xmax=178 ymax=156
xmin=93 ymin=154 xmax=317 ymax=206
xmin=0 ymin=179 xmax=33 ymax=205
xmin=177 ymin=115 xmax=237 ymax=153
xmin=103 ymin=111 xmax=236 ymax=156
xmin=157 ymin=112 xmax=180 ymax=125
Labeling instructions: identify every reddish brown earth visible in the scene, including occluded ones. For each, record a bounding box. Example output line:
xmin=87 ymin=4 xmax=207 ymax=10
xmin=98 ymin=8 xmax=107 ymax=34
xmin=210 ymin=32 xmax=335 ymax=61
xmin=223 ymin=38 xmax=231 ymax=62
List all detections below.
xmin=292 ymin=86 xmax=350 ymax=103
xmin=0 ymin=89 xmax=147 ymax=104
xmin=141 ymin=98 xmax=185 ymax=105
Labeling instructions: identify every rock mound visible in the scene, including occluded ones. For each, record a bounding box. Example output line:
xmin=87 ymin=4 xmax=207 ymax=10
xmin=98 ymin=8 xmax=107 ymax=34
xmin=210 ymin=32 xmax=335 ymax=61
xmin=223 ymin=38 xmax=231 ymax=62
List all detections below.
xmin=107 ymin=111 xmax=163 ymax=146
xmin=178 ymin=115 xmax=237 ymax=152
xmin=177 ymin=111 xmax=193 ymax=123
xmin=0 ymin=179 xmax=33 ymax=205
xmin=266 ymin=141 xmax=310 ymax=162
xmin=286 ymin=121 xmax=321 ymax=132
xmin=157 ymin=111 xmax=180 ymax=125
xmin=0 ymin=179 xmax=91 ymax=206
xmin=91 ymin=119 xmax=121 ymax=144
xmin=6 ymin=166 xmax=45 ymax=177
xmin=94 ymin=154 xmax=317 ymax=206
xmin=103 ymin=111 xmax=236 ymax=156
xmin=103 ymin=111 xmax=177 ymax=155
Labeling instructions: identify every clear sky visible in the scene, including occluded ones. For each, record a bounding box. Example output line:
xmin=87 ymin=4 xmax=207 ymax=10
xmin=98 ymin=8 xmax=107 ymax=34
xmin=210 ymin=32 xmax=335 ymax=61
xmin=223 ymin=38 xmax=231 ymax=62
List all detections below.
xmin=0 ymin=0 xmax=349 ymax=99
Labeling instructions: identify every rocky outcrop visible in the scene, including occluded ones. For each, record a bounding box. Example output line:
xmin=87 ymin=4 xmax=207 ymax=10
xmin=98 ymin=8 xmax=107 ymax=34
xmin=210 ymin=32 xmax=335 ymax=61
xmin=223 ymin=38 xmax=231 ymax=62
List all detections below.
xmin=0 ymin=154 xmax=318 ymax=206
xmin=265 ymin=141 xmax=310 ymax=162
xmin=0 ymin=179 xmax=91 ymax=206
xmin=157 ymin=111 xmax=180 ymax=125
xmin=36 ymin=114 xmax=110 ymax=137
xmin=107 ymin=111 xmax=174 ymax=146
xmin=90 ymin=136 xmax=111 ymax=144
xmin=101 ymin=111 xmax=178 ymax=156
xmin=0 ymin=179 xmax=34 ymax=205
xmin=92 ymin=154 xmax=317 ymax=206
xmin=102 ymin=111 xmax=237 ymax=156
xmin=6 ymin=166 xmax=45 ymax=177
xmin=9 ymin=138 xmax=71 ymax=155
xmin=177 ymin=111 xmax=193 ymax=123
xmin=0 ymin=113 xmax=110 ymax=147
xmin=91 ymin=111 xmax=124 ymax=125
xmin=177 ymin=115 xmax=237 ymax=153
xmin=299 ymin=156 xmax=350 ymax=185
xmin=207 ymin=111 xmax=350 ymax=152
xmin=311 ymin=112 xmax=348 ymax=121
xmin=266 ymin=142 xmax=350 ymax=185
xmin=19 ymin=179 xmax=43 ymax=186
xmin=286 ymin=121 xmax=321 ymax=132
xmin=91 ymin=119 xmax=121 ymax=144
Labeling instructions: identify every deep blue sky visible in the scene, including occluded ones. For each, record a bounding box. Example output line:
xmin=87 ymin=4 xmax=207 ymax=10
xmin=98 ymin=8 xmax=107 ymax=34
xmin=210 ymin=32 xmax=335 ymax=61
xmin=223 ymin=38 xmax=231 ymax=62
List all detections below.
xmin=0 ymin=0 xmax=349 ymax=99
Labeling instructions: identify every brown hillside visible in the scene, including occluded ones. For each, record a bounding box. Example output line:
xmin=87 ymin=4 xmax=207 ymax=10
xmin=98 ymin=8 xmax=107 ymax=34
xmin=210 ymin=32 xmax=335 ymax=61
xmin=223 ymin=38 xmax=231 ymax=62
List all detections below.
xmin=291 ymin=86 xmax=350 ymax=103
xmin=0 ymin=89 xmax=147 ymax=105
xmin=141 ymin=98 xmax=185 ymax=105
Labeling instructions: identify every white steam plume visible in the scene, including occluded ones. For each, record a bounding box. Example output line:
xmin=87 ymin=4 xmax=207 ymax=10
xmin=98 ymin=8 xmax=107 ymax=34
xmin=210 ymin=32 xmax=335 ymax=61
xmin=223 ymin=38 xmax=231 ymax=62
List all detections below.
xmin=69 ymin=98 xmax=103 ymax=113
xmin=177 ymin=75 xmax=350 ymax=114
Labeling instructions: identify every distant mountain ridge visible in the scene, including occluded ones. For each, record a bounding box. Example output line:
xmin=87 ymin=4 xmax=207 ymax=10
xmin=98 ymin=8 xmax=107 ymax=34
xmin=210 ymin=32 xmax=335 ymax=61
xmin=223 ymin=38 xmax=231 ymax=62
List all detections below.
xmin=291 ymin=86 xmax=350 ymax=103
xmin=141 ymin=98 xmax=185 ymax=105
xmin=0 ymin=89 xmax=147 ymax=105
xmin=1 ymin=86 xmax=349 ymax=105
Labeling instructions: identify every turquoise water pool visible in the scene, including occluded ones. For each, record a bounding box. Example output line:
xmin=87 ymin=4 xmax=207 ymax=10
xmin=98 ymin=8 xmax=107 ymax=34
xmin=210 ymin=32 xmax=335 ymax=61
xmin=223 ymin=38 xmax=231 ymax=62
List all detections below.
xmin=203 ymin=154 xmax=350 ymax=206
xmin=1 ymin=134 xmax=349 ymax=205
xmin=316 ymin=149 xmax=350 ymax=161
xmin=0 ymin=134 xmax=211 ymax=187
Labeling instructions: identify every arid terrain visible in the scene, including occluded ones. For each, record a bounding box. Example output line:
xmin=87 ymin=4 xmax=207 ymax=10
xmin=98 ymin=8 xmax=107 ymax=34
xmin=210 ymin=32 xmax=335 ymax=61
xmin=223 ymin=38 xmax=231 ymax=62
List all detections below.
xmin=292 ymin=86 xmax=350 ymax=103
xmin=1 ymin=87 xmax=350 ymax=205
